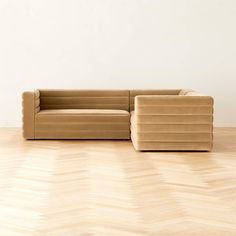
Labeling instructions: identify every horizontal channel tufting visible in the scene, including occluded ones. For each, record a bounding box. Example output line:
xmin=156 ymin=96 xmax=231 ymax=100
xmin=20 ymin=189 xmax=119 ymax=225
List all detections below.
xmin=35 ymin=109 xmax=130 ymax=139
xmin=129 ymin=89 xmax=181 ymax=111
xmin=130 ymin=90 xmax=214 ymax=151
xmin=39 ymin=89 xmax=129 ymax=111
xmin=22 ymin=89 xmax=214 ymax=150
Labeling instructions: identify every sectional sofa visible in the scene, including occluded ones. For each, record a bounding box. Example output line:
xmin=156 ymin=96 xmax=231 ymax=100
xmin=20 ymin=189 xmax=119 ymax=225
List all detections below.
xmin=22 ymin=89 xmax=214 ymax=151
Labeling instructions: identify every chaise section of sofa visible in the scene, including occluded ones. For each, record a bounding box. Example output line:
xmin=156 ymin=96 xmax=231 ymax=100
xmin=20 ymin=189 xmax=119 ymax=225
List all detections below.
xmin=130 ymin=89 xmax=214 ymax=151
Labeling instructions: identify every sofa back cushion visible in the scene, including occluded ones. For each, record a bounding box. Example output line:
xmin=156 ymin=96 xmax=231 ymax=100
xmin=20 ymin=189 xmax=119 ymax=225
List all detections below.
xmin=129 ymin=89 xmax=181 ymax=111
xmin=39 ymin=90 xmax=129 ymax=111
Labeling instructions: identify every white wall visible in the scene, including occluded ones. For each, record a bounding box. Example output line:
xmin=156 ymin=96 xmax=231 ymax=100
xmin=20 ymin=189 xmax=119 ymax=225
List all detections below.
xmin=0 ymin=0 xmax=236 ymax=127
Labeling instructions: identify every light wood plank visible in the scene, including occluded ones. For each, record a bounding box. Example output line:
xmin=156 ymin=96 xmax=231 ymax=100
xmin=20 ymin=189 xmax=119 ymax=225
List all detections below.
xmin=0 ymin=127 xmax=236 ymax=235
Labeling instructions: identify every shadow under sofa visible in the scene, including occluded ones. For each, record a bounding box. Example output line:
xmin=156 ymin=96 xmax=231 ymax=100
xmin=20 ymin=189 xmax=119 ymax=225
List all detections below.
xmin=22 ymin=89 xmax=214 ymax=151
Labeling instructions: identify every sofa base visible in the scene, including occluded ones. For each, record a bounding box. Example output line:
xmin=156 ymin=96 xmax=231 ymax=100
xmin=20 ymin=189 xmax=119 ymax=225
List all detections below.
xmin=33 ymin=133 xmax=130 ymax=140
xmin=131 ymin=138 xmax=212 ymax=151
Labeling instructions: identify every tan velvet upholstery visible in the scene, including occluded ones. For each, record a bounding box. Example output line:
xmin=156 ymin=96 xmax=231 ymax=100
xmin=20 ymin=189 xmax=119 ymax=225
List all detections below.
xmin=22 ymin=90 xmax=130 ymax=140
xmin=22 ymin=89 xmax=214 ymax=151
xmin=22 ymin=90 xmax=40 ymax=139
xmin=130 ymin=90 xmax=214 ymax=151
xmin=130 ymin=90 xmax=181 ymax=111
xmin=35 ymin=109 xmax=130 ymax=139
xmin=39 ymin=89 xmax=129 ymax=110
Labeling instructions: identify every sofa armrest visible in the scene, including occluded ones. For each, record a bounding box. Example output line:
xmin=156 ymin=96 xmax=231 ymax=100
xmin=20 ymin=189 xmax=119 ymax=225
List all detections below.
xmin=135 ymin=93 xmax=214 ymax=114
xmin=22 ymin=90 xmax=40 ymax=139
xmin=131 ymin=92 xmax=214 ymax=151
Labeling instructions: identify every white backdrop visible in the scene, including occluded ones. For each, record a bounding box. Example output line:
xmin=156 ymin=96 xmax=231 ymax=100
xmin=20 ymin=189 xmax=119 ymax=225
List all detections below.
xmin=0 ymin=0 xmax=236 ymax=127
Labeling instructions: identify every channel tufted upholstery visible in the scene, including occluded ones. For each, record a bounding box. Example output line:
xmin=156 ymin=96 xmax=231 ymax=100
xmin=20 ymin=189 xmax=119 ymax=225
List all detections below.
xmin=22 ymin=89 xmax=214 ymax=151
xmin=129 ymin=89 xmax=181 ymax=111
xmin=22 ymin=90 xmax=40 ymax=139
xmin=39 ymin=89 xmax=129 ymax=110
xmin=130 ymin=91 xmax=213 ymax=151
xmin=35 ymin=109 xmax=130 ymax=139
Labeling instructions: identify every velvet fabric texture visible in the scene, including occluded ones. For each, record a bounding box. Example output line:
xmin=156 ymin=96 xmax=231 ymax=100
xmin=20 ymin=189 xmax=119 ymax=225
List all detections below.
xmin=22 ymin=89 xmax=214 ymax=151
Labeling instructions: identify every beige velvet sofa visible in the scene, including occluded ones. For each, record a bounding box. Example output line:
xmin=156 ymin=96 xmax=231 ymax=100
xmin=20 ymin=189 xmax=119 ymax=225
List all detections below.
xmin=22 ymin=89 xmax=214 ymax=151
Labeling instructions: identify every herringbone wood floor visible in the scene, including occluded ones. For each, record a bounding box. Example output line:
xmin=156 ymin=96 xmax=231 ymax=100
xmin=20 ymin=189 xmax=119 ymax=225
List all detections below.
xmin=0 ymin=128 xmax=236 ymax=236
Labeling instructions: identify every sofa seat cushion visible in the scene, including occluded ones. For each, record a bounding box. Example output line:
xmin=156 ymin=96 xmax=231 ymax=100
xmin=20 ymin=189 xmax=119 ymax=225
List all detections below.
xmin=35 ymin=109 xmax=130 ymax=139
